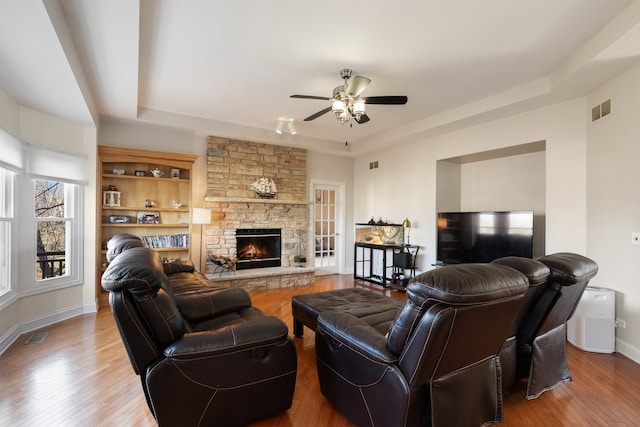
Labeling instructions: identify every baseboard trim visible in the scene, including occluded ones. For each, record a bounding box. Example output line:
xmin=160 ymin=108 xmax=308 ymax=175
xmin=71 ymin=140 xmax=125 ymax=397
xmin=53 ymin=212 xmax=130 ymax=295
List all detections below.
xmin=0 ymin=302 xmax=97 ymax=356
xmin=616 ymin=338 xmax=640 ymax=365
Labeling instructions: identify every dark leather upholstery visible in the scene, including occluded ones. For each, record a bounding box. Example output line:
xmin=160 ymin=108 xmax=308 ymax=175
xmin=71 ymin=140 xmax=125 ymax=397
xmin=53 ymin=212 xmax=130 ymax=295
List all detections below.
xmin=491 ymin=256 xmax=551 ymax=394
xmin=101 ymin=234 xmax=297 ymax=427
xmin=315 ymin=263 xmax=529 ymax=427
xmin=493 ymin=253 xmax=598 ymax=399
xmin=292 ymin=287 xmax=403 ymax=336
xmin=105 ymin=232 xmax=145 ymax=261
xmin=524 ymin=252 xmax=598 ymax=398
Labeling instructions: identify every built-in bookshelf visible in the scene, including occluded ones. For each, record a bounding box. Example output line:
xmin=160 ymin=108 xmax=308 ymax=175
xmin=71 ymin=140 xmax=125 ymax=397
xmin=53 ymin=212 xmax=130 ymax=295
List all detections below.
xmin=97 ymin=146 xmax=197 ymax=303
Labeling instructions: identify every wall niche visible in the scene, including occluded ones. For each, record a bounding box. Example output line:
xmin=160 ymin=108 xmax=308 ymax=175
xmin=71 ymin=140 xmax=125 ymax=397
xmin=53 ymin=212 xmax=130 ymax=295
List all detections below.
xmin=436 ymin=140 xmax=546 ymax=258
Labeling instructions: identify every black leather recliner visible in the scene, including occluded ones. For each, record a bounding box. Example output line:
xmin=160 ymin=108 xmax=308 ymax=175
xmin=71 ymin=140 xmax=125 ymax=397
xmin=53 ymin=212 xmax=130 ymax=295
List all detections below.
xmin=101 ymin=235 xmax=297 ymax=427
xmin=521 ymin=252 xmax=598 ymax=398
xmin=493 ymin=253 xmax=598 ymax=399
xmin=315 ymin=263 xmax=530 ymax=427
xmin=490 ymin=256 xmax=551 ymax=395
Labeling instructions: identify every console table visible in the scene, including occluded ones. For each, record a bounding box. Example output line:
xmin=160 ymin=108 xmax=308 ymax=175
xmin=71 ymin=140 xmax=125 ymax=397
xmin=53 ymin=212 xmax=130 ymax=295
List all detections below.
xmin=354 ymin=242 xmax=398 ymax=287
xmin=354 ymin=242 xmax=419 ymax=288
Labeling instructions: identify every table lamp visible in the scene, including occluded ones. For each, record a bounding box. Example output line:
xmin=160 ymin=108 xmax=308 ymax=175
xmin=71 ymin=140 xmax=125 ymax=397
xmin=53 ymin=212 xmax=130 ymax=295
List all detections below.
xmin=192 ymin=208 xmax=212 ymax=272
xmin=402 ymin=218 xmax=411 ymax=245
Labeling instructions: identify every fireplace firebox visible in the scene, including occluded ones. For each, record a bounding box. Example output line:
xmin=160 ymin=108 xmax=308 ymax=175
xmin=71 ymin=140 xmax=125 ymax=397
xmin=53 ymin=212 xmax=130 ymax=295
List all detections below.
xmin=236 ymin=228 xmax=282 ymax=270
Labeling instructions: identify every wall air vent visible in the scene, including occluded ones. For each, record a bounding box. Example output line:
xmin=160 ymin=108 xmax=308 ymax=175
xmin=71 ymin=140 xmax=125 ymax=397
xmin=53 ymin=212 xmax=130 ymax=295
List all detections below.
xmin=591 ymin=98 xmax=612 ymax=123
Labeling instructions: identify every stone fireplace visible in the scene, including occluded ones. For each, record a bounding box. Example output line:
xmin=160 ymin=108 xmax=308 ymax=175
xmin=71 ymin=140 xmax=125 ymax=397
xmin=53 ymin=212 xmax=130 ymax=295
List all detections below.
xmin=202 ymin=136 xmax=313 ymax=290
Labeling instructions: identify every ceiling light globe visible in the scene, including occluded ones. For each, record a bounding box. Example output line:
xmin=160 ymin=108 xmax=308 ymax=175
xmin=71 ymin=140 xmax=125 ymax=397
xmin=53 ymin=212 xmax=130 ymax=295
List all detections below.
xmin=353 ymin=99 xmax=365 ymax=115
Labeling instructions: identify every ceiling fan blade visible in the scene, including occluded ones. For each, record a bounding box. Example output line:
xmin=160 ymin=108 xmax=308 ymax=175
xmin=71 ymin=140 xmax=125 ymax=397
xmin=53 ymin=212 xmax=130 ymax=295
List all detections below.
xmin=291 ymin=94 xmax=331 ymax=101
xmin=346 ymin=76 xmax=371 ymax=97
xmin=304 ymin=107 xmax=332 ymax=121
xmin=355 ymin=114 xmax=370 ymax=124
xmin=363 ymin=96 xmax=408 ymax=105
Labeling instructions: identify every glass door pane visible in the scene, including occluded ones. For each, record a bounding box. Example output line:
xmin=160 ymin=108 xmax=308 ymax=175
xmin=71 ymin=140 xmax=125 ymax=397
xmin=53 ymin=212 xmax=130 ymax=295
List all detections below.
xmin=314 ymin=187 xmax=337 ymax=272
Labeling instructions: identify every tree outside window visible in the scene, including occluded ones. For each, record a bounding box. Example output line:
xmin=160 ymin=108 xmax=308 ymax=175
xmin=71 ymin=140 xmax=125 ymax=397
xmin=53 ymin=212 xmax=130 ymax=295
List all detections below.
xmin=35 ymin=180 xmax=69 ymax=280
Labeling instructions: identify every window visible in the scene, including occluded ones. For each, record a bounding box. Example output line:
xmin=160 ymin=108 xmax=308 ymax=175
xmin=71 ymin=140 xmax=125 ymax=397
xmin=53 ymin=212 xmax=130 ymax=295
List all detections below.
xmin=0 ymin=167 xmax=14 ymax=296
xmin=33 ymin=179 xmax=82 ymax=285
xmin=0 ymin=128 xmax=86 ymax=297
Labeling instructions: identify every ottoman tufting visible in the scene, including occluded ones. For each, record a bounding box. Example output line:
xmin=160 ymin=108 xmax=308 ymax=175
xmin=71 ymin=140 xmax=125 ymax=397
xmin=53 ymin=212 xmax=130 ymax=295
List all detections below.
xmin=291 ymin=287 xmax=403 ymax=337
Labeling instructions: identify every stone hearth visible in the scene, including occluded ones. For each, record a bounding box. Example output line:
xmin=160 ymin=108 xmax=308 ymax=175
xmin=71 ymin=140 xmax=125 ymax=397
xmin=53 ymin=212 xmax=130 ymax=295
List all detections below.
xmin=206 ymin=266 xmax=315 ymax=292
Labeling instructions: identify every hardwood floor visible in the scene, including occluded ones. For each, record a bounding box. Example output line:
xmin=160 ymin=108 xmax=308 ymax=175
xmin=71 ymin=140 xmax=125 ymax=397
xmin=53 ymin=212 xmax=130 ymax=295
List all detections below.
xmin=1 ymin=274 xmax=639 ymax=426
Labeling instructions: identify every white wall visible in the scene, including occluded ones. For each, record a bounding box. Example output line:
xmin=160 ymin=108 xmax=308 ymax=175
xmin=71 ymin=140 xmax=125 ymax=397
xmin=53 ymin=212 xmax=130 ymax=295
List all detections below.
xmin=307 ymin=152 xmax=355 ymax=273
xmin=460 ymin=152 xmax=545 ymax=213
xmin=460 ymin=151 xmax=546 ymax=258
xmin=355 ymin=98 xmax=588 ymax=273
xmin=0 ymin=88 xmax=19 ymax=130
xmin=587 ymin=62 xmax=640 ymax=362
xmin=0 ymin=91 xmax=97 ymax=354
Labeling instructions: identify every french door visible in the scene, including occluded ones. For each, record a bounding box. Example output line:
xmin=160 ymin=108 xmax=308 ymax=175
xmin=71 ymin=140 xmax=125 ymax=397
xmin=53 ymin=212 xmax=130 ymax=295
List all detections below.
xmin=311 ymin=181 xmax=344 ymax=275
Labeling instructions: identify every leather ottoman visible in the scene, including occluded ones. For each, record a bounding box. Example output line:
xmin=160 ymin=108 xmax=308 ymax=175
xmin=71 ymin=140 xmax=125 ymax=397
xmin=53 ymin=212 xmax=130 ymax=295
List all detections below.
xmin=291 ymin=287 xmax=403 ymax=337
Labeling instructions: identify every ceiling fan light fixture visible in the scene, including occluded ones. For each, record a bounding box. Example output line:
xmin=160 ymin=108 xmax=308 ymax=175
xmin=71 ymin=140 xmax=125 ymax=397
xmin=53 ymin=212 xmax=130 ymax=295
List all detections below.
xmin=353 ymin=99 xmax=366 ymax=118
xmin=291 ymin=69 xmax=407 ymax=125
xmin=332 ymin=99 xmax=345 ymax=116
xmin=275 ymin=118 xmax=285 ymax=134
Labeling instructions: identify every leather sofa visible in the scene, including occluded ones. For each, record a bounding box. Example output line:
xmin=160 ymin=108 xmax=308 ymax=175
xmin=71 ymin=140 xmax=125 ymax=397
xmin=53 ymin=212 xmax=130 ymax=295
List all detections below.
xmin=315 ymin=263 xmax=530 ymax=427
xmin=101 ymin=234 xmax=297 ymax=427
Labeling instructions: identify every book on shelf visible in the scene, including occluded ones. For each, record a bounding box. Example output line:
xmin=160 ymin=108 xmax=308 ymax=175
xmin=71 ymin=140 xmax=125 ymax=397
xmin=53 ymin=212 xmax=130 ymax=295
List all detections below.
xmin=140 ymin=234 xmax=189 ymax=249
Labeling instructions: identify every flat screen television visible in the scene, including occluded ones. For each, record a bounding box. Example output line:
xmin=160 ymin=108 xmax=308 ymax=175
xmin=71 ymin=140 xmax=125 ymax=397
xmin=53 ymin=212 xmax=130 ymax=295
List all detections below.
xmin=437 ymin=210 xmax=534 ymax=264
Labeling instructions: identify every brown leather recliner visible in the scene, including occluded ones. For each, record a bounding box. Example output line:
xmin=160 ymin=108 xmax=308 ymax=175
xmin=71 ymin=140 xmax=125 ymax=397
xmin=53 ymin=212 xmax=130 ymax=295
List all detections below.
xmin=101 ymin=238 xmax=297 ymax=427
xmin=315 ymin=263 xmax=530 ymax=427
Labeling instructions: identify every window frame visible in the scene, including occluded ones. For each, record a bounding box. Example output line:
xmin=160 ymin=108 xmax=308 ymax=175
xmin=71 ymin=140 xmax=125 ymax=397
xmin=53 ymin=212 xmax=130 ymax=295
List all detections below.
xmin=0 ymin=167 xmax=15 ymax=303
xmin=28 ymin=178 xmax=83 ymax=293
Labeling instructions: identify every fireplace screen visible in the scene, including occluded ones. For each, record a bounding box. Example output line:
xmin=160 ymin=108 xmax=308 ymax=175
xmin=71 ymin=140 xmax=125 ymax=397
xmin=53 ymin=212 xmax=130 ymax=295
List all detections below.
xmin=235 ymin=228 xmax=282 ymax=270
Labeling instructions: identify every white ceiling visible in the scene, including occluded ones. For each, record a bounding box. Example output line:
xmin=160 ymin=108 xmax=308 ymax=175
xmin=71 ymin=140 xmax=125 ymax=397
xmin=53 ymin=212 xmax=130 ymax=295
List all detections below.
xmin=1 ymin=0 xmax=640 ymax=155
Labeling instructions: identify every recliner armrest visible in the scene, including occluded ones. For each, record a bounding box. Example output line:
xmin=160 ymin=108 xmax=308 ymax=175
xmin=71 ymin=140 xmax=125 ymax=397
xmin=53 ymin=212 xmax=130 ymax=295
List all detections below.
xmin=318 ymin=311 xmax=397 ymax=364
xmin=164 ymin=316 xmax=289 ymax=359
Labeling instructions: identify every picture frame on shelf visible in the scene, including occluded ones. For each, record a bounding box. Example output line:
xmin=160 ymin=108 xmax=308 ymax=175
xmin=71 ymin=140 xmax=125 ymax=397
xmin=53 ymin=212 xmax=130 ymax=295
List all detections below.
xmin=137 ymin=211 xmax=160 ymax=224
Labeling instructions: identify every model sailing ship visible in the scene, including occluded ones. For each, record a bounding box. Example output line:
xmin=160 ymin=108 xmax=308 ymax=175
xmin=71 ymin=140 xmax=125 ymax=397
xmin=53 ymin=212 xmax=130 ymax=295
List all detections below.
xmin=250 ymin=177 xmax=277 ymax=198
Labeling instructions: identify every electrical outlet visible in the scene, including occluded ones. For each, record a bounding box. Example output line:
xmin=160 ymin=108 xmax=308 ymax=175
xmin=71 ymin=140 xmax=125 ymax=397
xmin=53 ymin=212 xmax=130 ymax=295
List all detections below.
xmin=632 ymin=232 xmax=640 ymax=245
xmin=615 ymin=318 xmax=626 ymax=328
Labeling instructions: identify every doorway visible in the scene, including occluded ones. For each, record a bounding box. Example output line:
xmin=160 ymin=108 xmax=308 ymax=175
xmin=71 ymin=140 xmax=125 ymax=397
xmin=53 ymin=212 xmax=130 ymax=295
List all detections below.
xmin=311 ymin=181 xmax=344 ymax=275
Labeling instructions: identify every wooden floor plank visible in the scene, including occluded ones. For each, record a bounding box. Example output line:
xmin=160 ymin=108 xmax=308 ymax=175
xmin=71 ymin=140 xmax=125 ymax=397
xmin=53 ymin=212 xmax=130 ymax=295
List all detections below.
xmin=1 ymin=274 xmax=639 ymax=426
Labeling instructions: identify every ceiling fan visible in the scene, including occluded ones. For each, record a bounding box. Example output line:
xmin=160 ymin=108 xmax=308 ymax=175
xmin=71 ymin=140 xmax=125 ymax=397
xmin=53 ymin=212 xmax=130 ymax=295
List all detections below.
xmin=291 ymin=69 xmax=408 ymax=124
